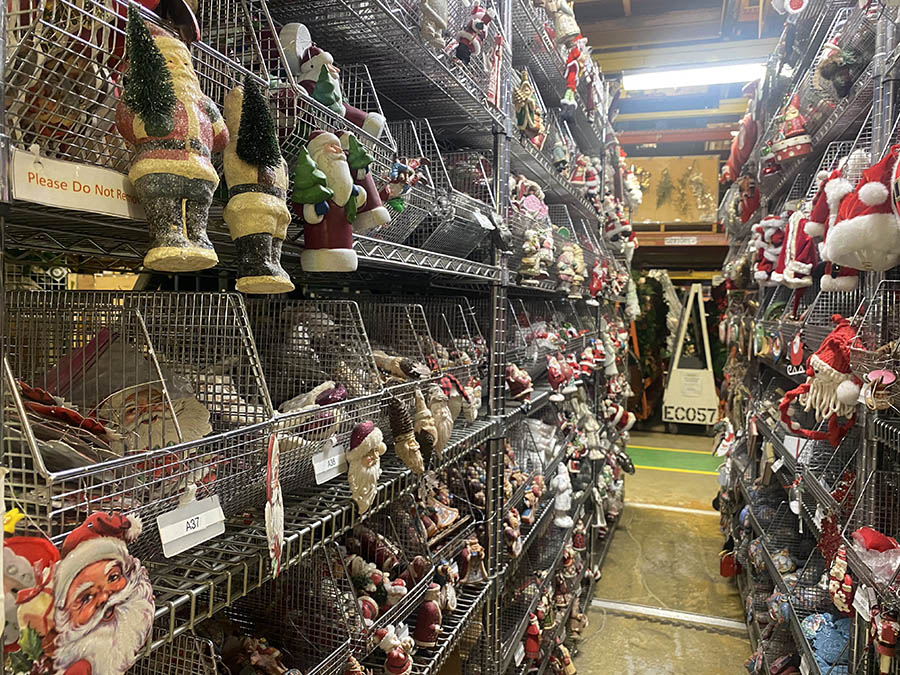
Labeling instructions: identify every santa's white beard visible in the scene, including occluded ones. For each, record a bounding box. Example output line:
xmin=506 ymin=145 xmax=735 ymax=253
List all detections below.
xmin=348 ymin=458 xmax=381 ymax=513
xmin=53 ymin=564 xmax=154 ymax=675
xmin=429 ymin=401 xmax=453 ymax=458
xmin=312 ymin=151 xmax=353 ymax=206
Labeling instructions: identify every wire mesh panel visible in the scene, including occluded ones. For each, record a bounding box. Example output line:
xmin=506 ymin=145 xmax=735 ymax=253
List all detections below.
xmin=405 ymin=120 xmax=493 ymax=257
xmin=264 ymin=0 xmax=507 ymax=126
xmin=3 ymin=291 xmax=273 ymax=558
xmin=805 ymin=141 xmax=856 ymax=200
xmin=849 ymin=280 xmax=900 ymax=387
xmin=226 ymin=546 xmax=353 ymax=674
xmin=407 ymin=296 xmax=481 ymax=386
xmin=845 ymin=470 xmax=900 ymax=547
xmin=129 ymin=630 xmax=219 ymax=675
xmin=360 ymin=303 xmax=442 ymax=384
xmin=800 ymin=285 xmax=864 ymax=351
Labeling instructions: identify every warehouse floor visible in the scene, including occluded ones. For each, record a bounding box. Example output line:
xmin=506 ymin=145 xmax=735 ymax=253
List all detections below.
xmin=577 ymin=431 xmax=750 ymax=674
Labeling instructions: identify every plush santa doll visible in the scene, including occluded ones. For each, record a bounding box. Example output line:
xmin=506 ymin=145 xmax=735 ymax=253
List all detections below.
xmin=770 ymin=210 xmax=818 ymax=288
xmin=222 ymin=79 xmax=294 ymax=293
xmin=753 ymin=214 xmax=785 ymax=285
xmin=454 ymin=0 xmax=495 ymax=64
xmin=779 ymin=315 xmax=860 ymax=447
xmin=292 ymin=130 xmax=368 ymax=272
xmin=115 ymin=8 xmax=228 ymax=272
xmin=560 ymin=36 xmax=587 ymax=123
xmin=823 ymin=145 xmax=900 ymax=275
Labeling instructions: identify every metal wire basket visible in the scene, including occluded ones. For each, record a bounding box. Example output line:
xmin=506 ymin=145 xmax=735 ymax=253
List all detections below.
xmin=129 ymin=630 xmax=219 ymax=675
xmin=849 ymin=280 xmax=900 ymax=393
xmin=406 ymin=295 xmax=482 ymax=386
xmin=404 ymin=119 xmax=494 ymax=258
xmin=224 ymin=546 xmax=353 ymax=674
xmin=804 ymin=140 xmax=856 ymax=200
xmin=3 ymin=290 xmax=273 ymax=558
xmin=360 ymin=302 xmax=442 ymax=386
xmin=334 ymin=500 xmax=436 ymax=655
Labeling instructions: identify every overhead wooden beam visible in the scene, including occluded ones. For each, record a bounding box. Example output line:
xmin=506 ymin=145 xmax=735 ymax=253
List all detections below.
xmin=622 ymin=0 xmax=631 ymax=17
xmin=616 ymin=98 xmax=748 ymax=122
xmin=593 ymin=37 xmax=779 ymax=74
xmin=617 ymin=127 xmax=737 ymax=144
xmin=579 ymin=8 xmax=722 ymax=50
xmin=634 ymin=231 xmax=728 ymax=247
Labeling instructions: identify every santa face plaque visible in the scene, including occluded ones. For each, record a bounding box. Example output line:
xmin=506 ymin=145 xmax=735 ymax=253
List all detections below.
xmin=9 ymin=512 xmax=154 ymax=675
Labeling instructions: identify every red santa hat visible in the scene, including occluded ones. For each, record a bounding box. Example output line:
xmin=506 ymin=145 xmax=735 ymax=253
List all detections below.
xmin=4 ymin=536 xmax=60 ymax=585
xmin=779 ymin=315 xmax=860 ymax=447
xmin=822 ymin=145 xmax=900 ymax=273
xmin=54 ymin=512 xmax=142 ymax=608
xmin=805 ymin=168 xmax=853 ymax=238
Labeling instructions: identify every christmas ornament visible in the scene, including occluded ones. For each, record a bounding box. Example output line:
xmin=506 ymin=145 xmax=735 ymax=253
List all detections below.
xmin=413 ymin=388 xmax=438 ymax=465
xmin=265 ymin=434 xmax=284 ymax=578
xmin=457 ymin=538 xmax=487 ymax=585
xmin=426 ymin=385 xmax=454 ymax=458
xmin=454 ymin=0 xmax=495 ymax=64
xmin=116 ymin=8 xmax=227 ymax=272
xmin=828 ymin=545 xmax=854 ymax=613
xmin=572 ymin=518 xmax=586 ymax=551
xmin=347 ymin=421 xmax=387 ymax=514
xmin=292 ymin=130 xmax=367 ymax=272
xmin=513 ymin=70 xmax=545 ymax=142
xmin=773 ymin=94 xmax=812 ymax=162
xmin=780 ymin=315 xmax=860 ymax=447
xmin=790 ymin=332 xmax=805 ymax=366
xmin=223 ymin=78 xmax=294 ymax=293
xmin=388 ymin=396 xmax=424 ymax=475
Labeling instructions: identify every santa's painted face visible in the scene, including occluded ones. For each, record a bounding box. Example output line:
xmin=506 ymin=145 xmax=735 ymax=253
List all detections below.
xmin=65 ymin=560 xmax=127 ymax=627
xmin=313 ymin=141 xmax=353 ymax=205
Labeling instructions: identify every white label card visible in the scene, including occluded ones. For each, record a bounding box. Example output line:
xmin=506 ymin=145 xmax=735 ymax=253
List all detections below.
xmin=313 ymin=440 xmax=347 ymax=485
xmin=11 ymin=147 xmax=146 ymax=220
xmin=853 ymin=585 xmax=873 ymax=621
xmin=800 ymin=654 xmax=810 ymax=675
xmin=783 ymin=435 xmax=807 ymax=460
xmin=771 ymin=458 xmax=785 ymax=473
xmin=514 ymin=642 xmax=525 ymax=666
xmin=157 ymin=495 xmax=225 ymax=558
xmin=473 ymin=211 xmax=495 ymax=231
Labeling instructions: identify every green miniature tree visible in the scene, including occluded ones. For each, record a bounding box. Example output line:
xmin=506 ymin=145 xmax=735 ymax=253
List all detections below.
xmin=292 ymin=146 xmax=333 ymax=206
xmin=236 ymin=75 xmax=281 ymax=169
xmin=122 ymin=5 xmax=176 ymax=137
xmin=345 ymin=134 xmax=374 ymax=173
xmin=312 ymin=64 xmax=344 ymax=115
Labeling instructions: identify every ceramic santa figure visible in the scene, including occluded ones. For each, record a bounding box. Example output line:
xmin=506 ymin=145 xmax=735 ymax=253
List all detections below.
xmin=457 ymin=538 xmax=488 ymax=585
xmin=454 ymin=0 xmax=495 ymax=64
xmin=551 ymin=463 xmax=574 ymax=529
xmin=388 ymin=396 xmax=424 ymax=474
xmin=347 ymin=421 xmax=387 ymax=513
xmin=222 ymin=78 xmax=294 ymax=293
xmin=377 ymin=626 xmax=413 ymax=675
xmin=413 ymin=583 xmax=443 ymax=648
xmin=293 ymin=130 xmax=368 ymax=272
xmin=773 ymin=94 xmax=812 ymax=162
xmin=524 ymin=612 xmax=542 ymax=661
xmin=506 ymin=363 xmax=534 ymax=401
xmin=572 ymin=519 xmax=587 ymax=552
xmin=115 ymin=8 xmax=227 ymax=272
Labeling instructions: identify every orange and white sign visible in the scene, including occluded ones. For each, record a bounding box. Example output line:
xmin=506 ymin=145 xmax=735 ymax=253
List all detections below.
xmin=11 ymin=147 xmax=145 ymax=220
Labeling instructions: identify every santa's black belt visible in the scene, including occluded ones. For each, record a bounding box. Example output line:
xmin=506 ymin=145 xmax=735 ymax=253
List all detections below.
xmin=228 ymin=183 xmax=287 ymax=199
xmin=138 ymin=139 xmax=211 ymax=157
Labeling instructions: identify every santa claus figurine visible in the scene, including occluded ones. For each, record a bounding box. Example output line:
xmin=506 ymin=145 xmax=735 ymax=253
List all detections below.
xmin=871 ymin=606 xmax=900 ymax=675
xmin=376 ymin=626 xmax=413 ymax=675
xmin=292 ymin=130 xmax=368 ymax=272
xmin=16 ymin=512 xmax=154 ymax=675
xmin=222 ymin=78 xmax=294 ymax=293
xmin=115 ymin=8 xmax=228 ymax=272
xmin=347 ymin=421 xmax=387 ymax=513
xmin=551 ymin=464 xmax=574 ymax=529
xmin=413 ymin=583 xmax=443 ymax=648
xmin=457 ymin=538 xmax=488 ymax=585
xmin=454 ymin=0 xmax=495 ymax=64
xmin=560 ymin=36 xmax=588 ymax=123
xmin=524 ymin=612 xmax=542 ymax=661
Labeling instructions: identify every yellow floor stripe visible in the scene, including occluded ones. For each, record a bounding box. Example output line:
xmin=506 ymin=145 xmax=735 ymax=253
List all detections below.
xmin=634 ymin=465 xmax=719 ymax=476
xmin=628 ymin=444 xmax=712 ymax=456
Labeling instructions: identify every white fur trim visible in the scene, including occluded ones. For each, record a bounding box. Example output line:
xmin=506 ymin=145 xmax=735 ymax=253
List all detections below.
xmin=354 ymin=206 xmax=391 ymax=233
xmin=821 ymin=273 xmax=858 ymax=292
xmin=858 ymin=181 xmax=889 ymax=206
xmin=623 ymin=412 xmax=635 ymax=431
xmin=362 ymin=113 xmax=386 ymax=140
xmin=54 ymin=538 xmax=129 ymax=606
xmin=125 ymin=516 xmax=142 ymax=542
xmin=788 ymin=260 xmax=813 ymax=275
xmin=301 ymin=247 xmax=358 ymax=272
xmin=817 ymin=170 xmax=830 ymax=182
xmin=762 ymin=248 xmax=781 ymax=262
xmin=805 ymin=220 xmax=825 ymax=237
xmin=836 ymin=380 xmax=860 ymax=406
xmin=348 ymin=426 xmax=384 ymax=462
xmin=824 ymin=177 xmax=853 ymax=225
xmin=784 ymin=0 xmax=807 ymax=14
xmin=770 ymin=271 xmax=784 ymax=283
xmin=823 ymin=212 xmax=900 ymax=271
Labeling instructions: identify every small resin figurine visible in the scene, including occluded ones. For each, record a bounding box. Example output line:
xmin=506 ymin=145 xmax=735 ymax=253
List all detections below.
xmin=388 ymin=396 xmax=424 ymax=474
xmin=506 ymin=363 xmax=534 ymax=401
xmin=413 ymin=387 xmax=438 ymax=464
xmin=523 ymin=612 xmax=542 ymax=661
xmin=504 ymin=508 xmax=523 ymax=558
xmin=550 ymin=463 xmax=573 ymax=529
xmin=347 ymin=421 xmax=387 ymax=514
xmin=413 ymin=583 xmax=443 ymax=648
xmin=572 ymin=518 xmax=587 ymax=552
xmin=458 ymin=538 xmax=488 ymax=585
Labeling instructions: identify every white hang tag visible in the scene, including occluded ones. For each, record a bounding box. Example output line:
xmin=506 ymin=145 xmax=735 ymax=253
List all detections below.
xmin=783 ymin=435 xmax=806 ymax=460
xmin=800 ymin=654 xmax=811 ymax=675
xmin=771 ymin=457 xmax=785 ymax=473
xmin=313 ymin=439 xmax=347 ymax=485
xmin=853 ymin=584 xmax=873 ymax=621
xmin=515 ymin=642 xmax=526 ymax=666
xmin=473 ymin=211 xmax=495 ymax=231
xmin=157 ymin=494 xmax=225 ymax=558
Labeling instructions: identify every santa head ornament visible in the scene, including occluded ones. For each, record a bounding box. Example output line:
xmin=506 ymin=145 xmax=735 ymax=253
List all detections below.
xmin=823 ymin=145 xmax=900 ymax=273
xmin=779 ymin=315 xmax=860 ymax=447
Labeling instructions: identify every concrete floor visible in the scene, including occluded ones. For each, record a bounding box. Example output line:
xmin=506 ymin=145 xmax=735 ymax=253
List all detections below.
xmin=576 ymin=431 xmax=751 ymax=674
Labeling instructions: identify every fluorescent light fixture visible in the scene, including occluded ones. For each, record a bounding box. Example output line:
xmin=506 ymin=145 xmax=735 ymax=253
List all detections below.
xmin=622 ymin=62 xmax=766 ymax=91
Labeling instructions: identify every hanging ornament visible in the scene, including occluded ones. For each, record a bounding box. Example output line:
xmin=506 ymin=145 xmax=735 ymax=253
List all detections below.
xmin=790 ymin=331 xmax=805 ymax=366
xmin=265 ymin=434 xmax=284 ymax=577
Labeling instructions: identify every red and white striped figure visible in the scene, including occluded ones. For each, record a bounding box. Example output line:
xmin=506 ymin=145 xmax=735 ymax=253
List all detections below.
xmin=454 ymin=0 xmax=496 ymax=64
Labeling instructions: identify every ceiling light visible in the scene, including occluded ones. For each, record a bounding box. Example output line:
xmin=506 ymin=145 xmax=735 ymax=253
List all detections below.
xmin=622 ymin=62 xmax=766 ymax=91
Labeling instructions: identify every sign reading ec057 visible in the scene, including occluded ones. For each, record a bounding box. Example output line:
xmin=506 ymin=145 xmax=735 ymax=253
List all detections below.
xmin=662 ymin=405 xmax=717 ymax=424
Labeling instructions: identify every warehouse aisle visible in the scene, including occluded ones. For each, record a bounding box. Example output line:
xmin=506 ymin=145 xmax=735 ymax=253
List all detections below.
xmin=579 ymin=431 xmax=750 ymax=674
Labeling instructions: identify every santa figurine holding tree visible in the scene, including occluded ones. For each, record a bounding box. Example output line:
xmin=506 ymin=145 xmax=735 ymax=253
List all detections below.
xmin=292 ymin=130 xmax=369 ymax=272
xmin=222 ymin=77 xmax=294 ymax=293
xmin=115 ymin=7 xmax=228 ymax=272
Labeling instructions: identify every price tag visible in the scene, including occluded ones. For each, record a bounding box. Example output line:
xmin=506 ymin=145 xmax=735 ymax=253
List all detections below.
xmin=853 ymin=584 xmax=873 ymax=621
xmin=800 ymin=654 xmax=810 ymax=675
xmin=771 ymin=457 xmax=785 ymax=473
xmin=157 ymin=495 xmax=225 ymax=558
xmin=473 ymin=211 xmax=495 ymax=231
xmin=514 ymin=642 xmax=525 ymax=666
xmin=783 ymin=435 xmax=807 ymax=460
xmin=313 ymin=440 xmax=347 ymax=485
